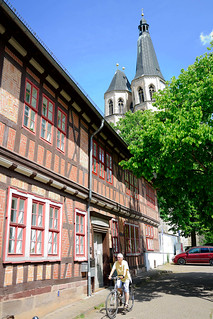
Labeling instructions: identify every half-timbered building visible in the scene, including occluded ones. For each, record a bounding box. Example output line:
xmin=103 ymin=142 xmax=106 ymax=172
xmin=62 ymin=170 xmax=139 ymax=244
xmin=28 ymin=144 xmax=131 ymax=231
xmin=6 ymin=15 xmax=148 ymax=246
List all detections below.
xmin=0 ymin=1 xmax=160 ymax=317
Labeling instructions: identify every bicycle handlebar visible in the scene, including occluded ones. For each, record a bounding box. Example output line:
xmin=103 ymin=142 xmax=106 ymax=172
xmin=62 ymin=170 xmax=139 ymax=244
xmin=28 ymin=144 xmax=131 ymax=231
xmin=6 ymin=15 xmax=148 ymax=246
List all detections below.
xmin=110 ymin=275 xmax=124 ymax=280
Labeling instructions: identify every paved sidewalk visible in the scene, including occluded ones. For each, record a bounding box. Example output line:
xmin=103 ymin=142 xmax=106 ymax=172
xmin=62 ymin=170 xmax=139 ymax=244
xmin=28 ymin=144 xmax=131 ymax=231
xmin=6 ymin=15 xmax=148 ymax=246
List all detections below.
xmin=41 ymin=265 xmax=171 ymax=319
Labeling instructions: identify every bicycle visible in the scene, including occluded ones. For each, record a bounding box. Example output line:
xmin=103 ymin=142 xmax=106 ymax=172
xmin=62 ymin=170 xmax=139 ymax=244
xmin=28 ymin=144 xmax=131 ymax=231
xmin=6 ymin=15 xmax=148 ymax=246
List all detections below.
xmin=105 ymin=276 xmax=134 ymax=318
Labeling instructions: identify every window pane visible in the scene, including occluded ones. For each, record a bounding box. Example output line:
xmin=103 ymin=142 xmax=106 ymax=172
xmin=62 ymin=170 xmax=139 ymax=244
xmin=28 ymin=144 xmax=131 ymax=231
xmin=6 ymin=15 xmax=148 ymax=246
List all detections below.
xmin=38 ymin=204 xmax=43 ymax=227
xmin=50 ymin=207 xmax=53 ymax=218
xmin=30 ymin=110 xmax=35 ymax=131
xmin=32 ymin=87 xmax=37 ymax=99
xmin=37 ymin=242 xmax=41 ymax=254
xmin=42 ymin=97 xmax=47 ymax=116
xmin=31 ymin=97 xmax=37 ymax=108
xmin=57 ymin=131 xmax=60 ymax=148
xmin=80 ymin=236 xmax=83 ymax=254
xmin=37 ymin=230 xmax=42 ymax=242
xmin=17 ymin=228 xmax=23 ymax=253
xmin=11 ymin=198 xmax=17 ymax=222
xmin=62 ymin=114 xmax=66 ymax=131
xmin=31 ymin=240 xmax=35 ymax=253
xmin=54 ymin=218 xmax=58 ymax=229
xmin=26 ymin=82 xmax=31 ymax=93
xmin=58 ymin=110 xmax=61 ymax=125
xmin=32 ymin=203 xmax=37 ymax=226
xmin=41 ymin=119 xmax=46 ymax=138
xmin=48 ymin=232 xmax=52 ymax=253
xmin=18 ymin=211 xmax=24 ymax=224
xmin=9 ymin=226 xmax=15 ymax=239
xmin=76 ymin=236 xmax=79 ymax=254
xmin=47 ymin=122 xmax=52 ymax=141
xmin=48 ymin=103 xmax=53 ymax=121
xmin=9 ymin=239 xmax=15 ymax=253
xmin=19 ymin=199 xmax=25 ymax=212
xmin=31 ymin=229 xmax=36 ymax=241
xmin=24 ymin=106 xmax=29 ymax=127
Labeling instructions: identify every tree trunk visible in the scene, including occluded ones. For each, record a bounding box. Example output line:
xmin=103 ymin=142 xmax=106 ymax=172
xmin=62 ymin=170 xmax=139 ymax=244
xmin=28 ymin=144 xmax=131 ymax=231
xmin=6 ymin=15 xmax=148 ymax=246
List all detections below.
xmin=191 ymin=229 xmax=196 ymax=246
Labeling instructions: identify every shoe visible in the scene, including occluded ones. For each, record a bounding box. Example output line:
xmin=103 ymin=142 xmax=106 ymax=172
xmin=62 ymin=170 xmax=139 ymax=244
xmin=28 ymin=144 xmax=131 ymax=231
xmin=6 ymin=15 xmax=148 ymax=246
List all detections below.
xmin=124 ymin=304 xmax=129 ymax=310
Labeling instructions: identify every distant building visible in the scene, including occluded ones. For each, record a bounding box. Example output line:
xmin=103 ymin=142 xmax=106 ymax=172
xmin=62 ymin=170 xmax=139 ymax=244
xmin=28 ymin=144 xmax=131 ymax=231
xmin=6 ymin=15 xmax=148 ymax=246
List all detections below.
xmin=0 ymin=2 xmax=161 ymax=317
xmin=104 ymin=12 xmax=165 ymax=125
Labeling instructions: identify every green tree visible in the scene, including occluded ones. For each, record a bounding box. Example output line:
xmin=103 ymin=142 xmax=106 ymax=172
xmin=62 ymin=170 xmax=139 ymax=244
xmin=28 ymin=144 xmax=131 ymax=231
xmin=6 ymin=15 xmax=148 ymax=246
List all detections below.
xmin=116 ymin=45 xmax=213 ymax=244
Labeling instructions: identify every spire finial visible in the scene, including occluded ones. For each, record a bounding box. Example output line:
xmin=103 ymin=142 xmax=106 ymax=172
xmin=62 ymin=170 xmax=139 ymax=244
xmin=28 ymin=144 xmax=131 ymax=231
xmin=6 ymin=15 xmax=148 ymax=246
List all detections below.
xmin=116 ymin=63 xmax=119 ymax=69
xmin=122 ymin=67 xmax=125 ymax=70
xmin=141 ymin=8 xmax=144 ymax=16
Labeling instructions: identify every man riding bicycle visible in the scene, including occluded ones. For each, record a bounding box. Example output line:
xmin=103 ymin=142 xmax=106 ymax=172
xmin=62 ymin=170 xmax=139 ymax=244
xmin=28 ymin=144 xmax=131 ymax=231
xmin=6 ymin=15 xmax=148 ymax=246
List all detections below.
xmin=108 ymin=253 xmax=131 ymax=310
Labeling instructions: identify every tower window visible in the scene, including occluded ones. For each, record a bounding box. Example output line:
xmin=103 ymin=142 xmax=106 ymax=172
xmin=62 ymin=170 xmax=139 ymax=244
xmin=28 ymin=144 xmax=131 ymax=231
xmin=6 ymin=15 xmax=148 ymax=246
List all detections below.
xmin=118 ymin=98 xmax=124 ymax=114
xmin=138 ymin=87 xmax=144 ymax=103
xmin=149 ymin=85 xmax=155 ymax=101
xmin=109 ymin=99 xmax=113 ymax=115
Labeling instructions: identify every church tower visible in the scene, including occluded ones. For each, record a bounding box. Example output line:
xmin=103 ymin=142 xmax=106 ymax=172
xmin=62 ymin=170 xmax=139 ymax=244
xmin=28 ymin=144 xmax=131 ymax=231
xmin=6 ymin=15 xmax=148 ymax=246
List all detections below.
xmin=104 ymin=11 xmax=165 ymax=124
xmin=104 ymin=66 xmax=132 ymax=125
xmin=131 ymin=11 xmax=165 ymax=112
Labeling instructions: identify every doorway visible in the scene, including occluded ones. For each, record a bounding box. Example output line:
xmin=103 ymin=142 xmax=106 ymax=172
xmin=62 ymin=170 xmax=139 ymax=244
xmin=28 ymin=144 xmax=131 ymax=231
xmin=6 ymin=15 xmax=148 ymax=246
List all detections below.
xmin=94 ymin=232 xmax=103 ymax=289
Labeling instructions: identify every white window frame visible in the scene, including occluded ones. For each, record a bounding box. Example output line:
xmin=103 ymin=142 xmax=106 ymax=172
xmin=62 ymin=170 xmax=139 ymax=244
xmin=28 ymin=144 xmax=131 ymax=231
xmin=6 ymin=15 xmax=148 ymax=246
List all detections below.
xmin=74 ymin=208 xmax=87 ymax=261
xmin=4 ymin=187 xmax=62 ymax=263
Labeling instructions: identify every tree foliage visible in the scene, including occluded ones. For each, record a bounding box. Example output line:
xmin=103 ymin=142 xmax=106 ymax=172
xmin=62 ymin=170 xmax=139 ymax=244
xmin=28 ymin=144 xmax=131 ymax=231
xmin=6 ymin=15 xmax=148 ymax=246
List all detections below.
xmin=116 ymin=45 xmax=213 ymax=237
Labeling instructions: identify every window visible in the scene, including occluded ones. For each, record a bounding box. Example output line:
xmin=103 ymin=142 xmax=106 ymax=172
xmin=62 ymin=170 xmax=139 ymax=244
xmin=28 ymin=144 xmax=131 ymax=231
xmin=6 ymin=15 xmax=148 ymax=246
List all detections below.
xmin=23 ymin=79 xmax=39 ymax=133
xmin=8 ymin=194 xmax=26 ymax=255
xmin=41 ymin=95 xmax=54 ymax=143
xmin=201 ymin=248 xmax=209 ymax=253
xmin=118 ymin=98 xmax=124 ymax=114
xmin=30 ymin=201 xmax=44 ymax=255
xmin=57 ymin=109 xmax=67 ymax=152
xmin=146 ymin=225 xmax=154 ymax=251
xmin=92 ymin=141 xmax=98 ymax=175
xmin=111 ymin=219 xmax=119 ymax=253
xmin=138 ymin=87 xmax=144 ymax=103
xmin=99 ymin=146 xmax=105 ymax=179
xmin=74 ymin=209 xmax=87 ymax=261
xmin=125 ymin=171 xmax=138 ymax=199
xmin=48 ymin=206 xmax=60 ymax=255
xmin=106 ymin=153 xmax=113 ymax=184
xmin=93 ymin=142 xmax=113 ymax=182
xmin=189 ymin=248 xmax=200 ymax=254
xmin=146 ymin=184 xmax=155 ymax=209
xmin=109 ymin=99 xmax=113 ymax=115
xmin=4 ymin=188 xmax=62 ymax=262
xmin=124 ymin=223 xmax=140 ymax=255
xmin=149 ymin=84 xmax=155 ymax=101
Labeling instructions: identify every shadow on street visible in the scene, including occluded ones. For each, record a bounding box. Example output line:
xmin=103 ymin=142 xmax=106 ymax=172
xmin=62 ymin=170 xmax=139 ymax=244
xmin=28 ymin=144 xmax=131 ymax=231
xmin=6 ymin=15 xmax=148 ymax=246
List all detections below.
xmin=134 ymin=271 xmax=213 ymax=304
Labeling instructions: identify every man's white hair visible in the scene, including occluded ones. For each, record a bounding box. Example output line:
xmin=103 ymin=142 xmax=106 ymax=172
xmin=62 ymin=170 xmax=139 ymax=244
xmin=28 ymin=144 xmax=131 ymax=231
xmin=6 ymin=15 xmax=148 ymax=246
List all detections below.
xmin=117 ymin=253 xmax=123 ymax=258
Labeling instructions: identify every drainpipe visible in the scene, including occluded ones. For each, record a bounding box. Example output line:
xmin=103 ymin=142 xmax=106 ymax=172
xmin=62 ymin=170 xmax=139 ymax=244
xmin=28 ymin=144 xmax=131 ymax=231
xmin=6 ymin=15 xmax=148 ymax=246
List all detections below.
xmin=87 ymin=119 xmax=104 ymax=296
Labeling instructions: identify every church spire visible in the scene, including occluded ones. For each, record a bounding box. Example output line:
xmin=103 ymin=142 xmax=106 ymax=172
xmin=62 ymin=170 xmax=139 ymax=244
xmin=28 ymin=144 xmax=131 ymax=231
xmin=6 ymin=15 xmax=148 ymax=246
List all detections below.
xmin=134 ymin=11 xmax=164 ymax=80
xmin=138 ymin=9 xmax=149 ymax=36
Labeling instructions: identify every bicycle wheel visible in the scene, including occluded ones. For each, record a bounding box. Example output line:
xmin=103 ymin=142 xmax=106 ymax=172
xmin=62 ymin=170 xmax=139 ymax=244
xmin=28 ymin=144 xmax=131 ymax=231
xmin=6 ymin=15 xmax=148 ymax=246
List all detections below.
xmin=106 ymin=291 xmax=118 ymax=319
xmin=128 ymin=285 xmax=134 ymax=311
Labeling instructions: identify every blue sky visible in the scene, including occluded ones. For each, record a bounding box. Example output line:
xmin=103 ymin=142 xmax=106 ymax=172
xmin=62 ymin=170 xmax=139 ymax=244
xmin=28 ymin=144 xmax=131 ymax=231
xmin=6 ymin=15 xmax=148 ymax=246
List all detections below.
xmin=7 ymin=0 xmax=213 ymax=115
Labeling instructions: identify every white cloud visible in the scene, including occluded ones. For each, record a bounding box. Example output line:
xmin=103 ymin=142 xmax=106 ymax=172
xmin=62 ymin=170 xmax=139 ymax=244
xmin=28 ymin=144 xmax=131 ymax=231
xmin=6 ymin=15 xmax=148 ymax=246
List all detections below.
xmin=200 ymin=31 xmax=213 ymax=45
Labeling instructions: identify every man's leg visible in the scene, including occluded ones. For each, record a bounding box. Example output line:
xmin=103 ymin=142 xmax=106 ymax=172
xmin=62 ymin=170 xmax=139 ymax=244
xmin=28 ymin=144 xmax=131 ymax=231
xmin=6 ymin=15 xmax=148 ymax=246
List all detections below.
xmin=124 ymin=280 xmax=130 ymax=308
xmin=125 ymin=292 xmax=129 ymax=305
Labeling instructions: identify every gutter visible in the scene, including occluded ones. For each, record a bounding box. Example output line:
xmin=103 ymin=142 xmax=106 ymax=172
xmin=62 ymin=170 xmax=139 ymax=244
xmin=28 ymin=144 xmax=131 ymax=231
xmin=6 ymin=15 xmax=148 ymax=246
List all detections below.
xmin=87 ymin=119 xmax=104 ymax=296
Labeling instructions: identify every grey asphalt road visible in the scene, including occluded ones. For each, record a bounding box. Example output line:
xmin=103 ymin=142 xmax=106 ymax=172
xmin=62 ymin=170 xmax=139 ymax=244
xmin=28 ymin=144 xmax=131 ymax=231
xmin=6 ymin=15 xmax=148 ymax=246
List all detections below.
xmin=85 ymin=264 xmax=213 ymax=319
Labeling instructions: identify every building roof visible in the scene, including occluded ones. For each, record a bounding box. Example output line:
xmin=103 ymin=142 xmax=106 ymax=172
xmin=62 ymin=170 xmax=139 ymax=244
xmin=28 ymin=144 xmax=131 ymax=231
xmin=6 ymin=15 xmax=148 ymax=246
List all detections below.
xmin=134 ymin=16 xmax=165 ymax=81
xmin=105 ymin=69 xmax=131 ymax=94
